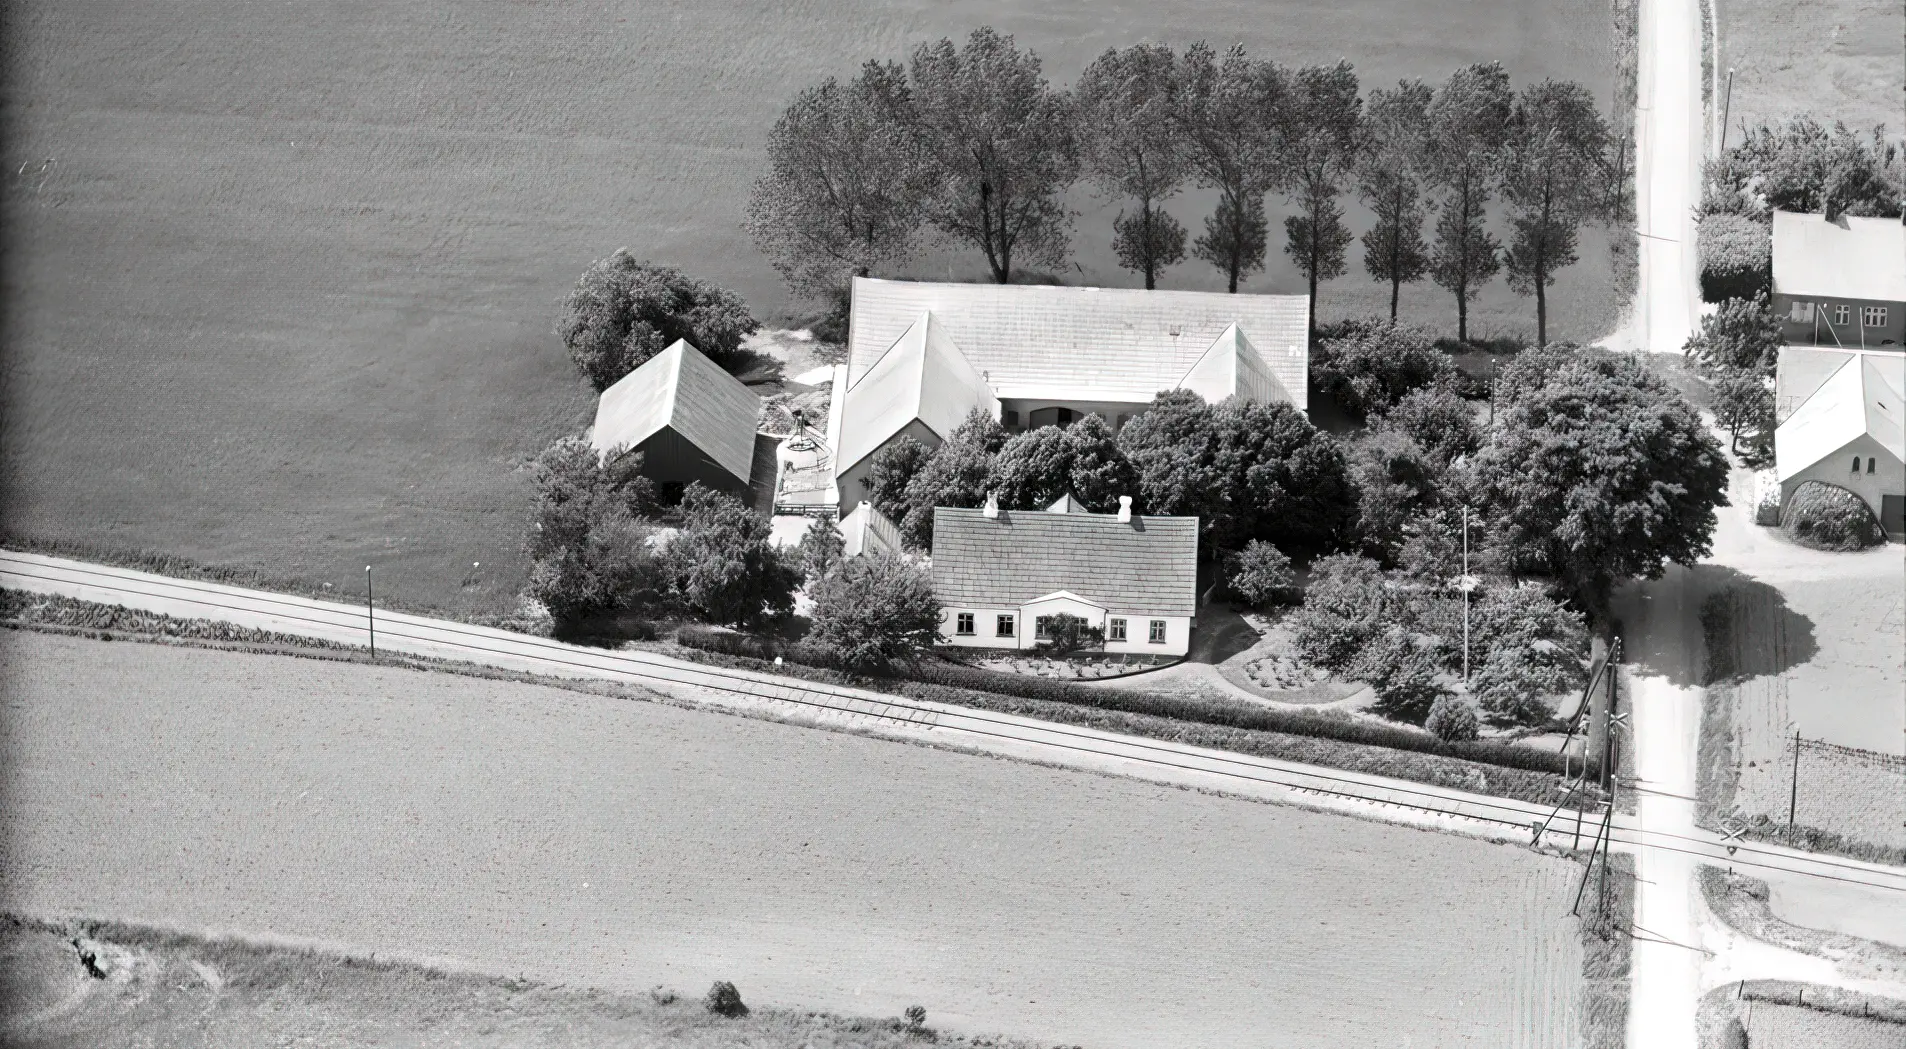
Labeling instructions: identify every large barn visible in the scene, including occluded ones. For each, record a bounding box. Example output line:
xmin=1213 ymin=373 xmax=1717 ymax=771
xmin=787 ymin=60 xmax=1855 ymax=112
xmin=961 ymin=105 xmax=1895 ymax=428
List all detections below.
xmin=589 ymin=339 xmax=761 ymax=499
xmin=1774 ymin=347 xmax=1906 ymax=534
xmin=822 ymin=278 xmax=1310 ymax=514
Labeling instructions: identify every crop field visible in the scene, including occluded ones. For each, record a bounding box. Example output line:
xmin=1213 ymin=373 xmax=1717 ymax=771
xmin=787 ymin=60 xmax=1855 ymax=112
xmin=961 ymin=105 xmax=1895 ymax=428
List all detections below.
xmin=0 ymin=630 xmax=1591 ymax=1049
xmin=1715 ymin=0 xmax=1904 ymax=134
xmin=1744 ymin=1003 xmax=1906 ymax=1049
xmin=3 ymin=0 xmax=1621 ymax=614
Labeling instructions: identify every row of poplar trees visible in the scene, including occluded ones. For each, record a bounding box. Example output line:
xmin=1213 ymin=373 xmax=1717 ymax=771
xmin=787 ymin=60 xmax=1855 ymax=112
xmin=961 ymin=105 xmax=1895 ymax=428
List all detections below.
xmin=747 ymin=30 xmax=1627 ymax=347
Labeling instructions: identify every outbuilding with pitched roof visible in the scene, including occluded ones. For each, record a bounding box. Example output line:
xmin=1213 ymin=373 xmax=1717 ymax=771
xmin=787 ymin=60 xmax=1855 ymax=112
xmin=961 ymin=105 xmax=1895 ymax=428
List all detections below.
xmin=1774 ymin=349 xmax=1905 ymax=534
xmin=590 ymin=339 xmax=762 ymax=498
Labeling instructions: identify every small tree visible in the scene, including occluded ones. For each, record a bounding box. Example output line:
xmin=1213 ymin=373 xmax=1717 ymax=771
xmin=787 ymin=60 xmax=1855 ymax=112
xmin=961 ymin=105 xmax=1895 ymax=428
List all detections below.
xmin=908 ymin=29 xmax=1080 ymax=283
xmin=1711 ymin=368 xmax=1774 ymax=456
xmin=668 ymin=485 xmax=801 ymax=628
xmin=1176 ymin=44 xmax=1284 ymax=292
xmin=865 ymin=436 xmax=934 ymax=523
xmin=806 ymin=553 xmax=943 ymax=669
xmin=989 ymin=424 xmax=1076 ymax=509
xmin=1280 ymin=62 xmax=1364 ymax=341
xmin=1355 ymin=627 xmax=1454 ymax=725
xmin=558 ymin=252 xmax=758 ymax=391
xmin=1034 ymin=612 xmax=1105 ymax=656
xmin=1425 ymin=695 xmax=1482 ymax=741
xmin=1374 ymin=380 xmax=1481 ymax=468
xmin=1348 ymin=427 xmax=1444 ymax=563
xmin=1289 ymin=553 xmax=1391 ymax=670
xmin=704 ymin=981 xmax=749 ymax=1018
xmin=1468 ymin=584 xmax=1588 ymax=726
xmin=1683 ymin=294 xmax=1781 ymax=375
xmin=794 ymin=517 xmax=845 ymax=585
xmin=1499 ymin=80 xmax=1615 ymax=348
xmin=1224 ymin=540 xmax=1296 ymax=607
xmin=899 ymin=409 xmax=1007 ymax=548
xmin=745 ymin=61 xmax=929 ymax=299
xmin=1424 ymin=63 xmax=1513 ymax=343
xmin=1358 ymin=80 xmax=1433 ymax=320
xmin=524 ymin=437 xmax=670 ymax=622
xmin=1077 ymin=44 xmax=1190 ymax=289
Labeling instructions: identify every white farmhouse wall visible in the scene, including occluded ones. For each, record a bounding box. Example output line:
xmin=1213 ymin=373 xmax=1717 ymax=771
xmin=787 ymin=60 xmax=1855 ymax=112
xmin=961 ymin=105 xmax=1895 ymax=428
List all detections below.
xmin=1780 ymin=432 xmax=1906 ymax=520
xmin=1103 ymin=614 xmax=1191 ymax=657
xmin=937 ymin=604 xmax=1191 ymax=657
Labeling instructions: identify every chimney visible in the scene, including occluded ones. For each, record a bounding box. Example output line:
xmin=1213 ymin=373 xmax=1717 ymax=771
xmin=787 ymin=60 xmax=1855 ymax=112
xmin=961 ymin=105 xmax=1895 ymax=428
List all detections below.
xmin=982 ymin=492 xmax=999 ymax=519
xmin=1117 ymin=495 xmax=1133 ymax=523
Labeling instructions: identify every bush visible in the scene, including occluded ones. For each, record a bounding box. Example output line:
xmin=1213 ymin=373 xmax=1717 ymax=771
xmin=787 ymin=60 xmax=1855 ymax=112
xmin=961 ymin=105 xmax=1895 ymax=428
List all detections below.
xmin=667 ymin=485 xmax=802 ymax=627
xmin=1225 ymin=541 xmax=1296 ymax=608
xmin=1425 ymin=695 xmax=1482 ymax=742
xmin=704 ymin=981 xmax=748 ymax=1018
xmin=1781 ymin=481 xmax=1885 ymax=551
xmin=903 ymin=1005 xmax=928 ymax=1032
xmin=1034 ymin=612 xmax=1104 ymax=656
xmin=523 ymin=436 xmax=671 ymax=623
xmin=557 ymin=251 xmax=759 ymax=390
xmin=1696 ymin=214 xmax=1770 ymax=302
xmin=1683 ymin=294 xmax=1780 ymax=373
xmin=1310 ymin=321 xmax=1458 ymax=420
xmin=1355 ymin=627 xmax=1454 ymax=725
xmin=794 ymin=517 xmax=844 ymax=585
xmin=1289 ymin=554 xmax=1390 ymax=669
xmin=806 ymin=553 xmax=942 ymax=669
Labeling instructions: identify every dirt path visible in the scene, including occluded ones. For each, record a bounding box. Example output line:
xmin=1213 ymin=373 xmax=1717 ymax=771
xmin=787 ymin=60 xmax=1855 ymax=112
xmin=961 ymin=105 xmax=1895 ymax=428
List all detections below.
xmin=0 ymin=630 xmax=1592 ymax=1049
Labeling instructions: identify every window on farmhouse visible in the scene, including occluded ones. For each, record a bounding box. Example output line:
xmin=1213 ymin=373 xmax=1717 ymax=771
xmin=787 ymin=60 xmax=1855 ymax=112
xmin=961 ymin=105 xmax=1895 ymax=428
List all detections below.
xmin=996 ymin=614 xmax=1015 ymax=637
xmin=1789 ymin=301 xmax=1814 ymax=322
xmin=1853 ymin=456 xmax=1863 ymax=473
xmin=1835 ymin=305 xmax=1852 ymax=326
xmin=1865 ymin=307 xmax=1888 ymax=327
xmin=1148 ymin=620 xmax=1167 ymax=644
xmin=1108 ymin=617 xmax=1127 ymax=642
xmin=956 ymin=612 xmax=975 ymax=635
xmin=1034 ymin=616 xmax=1053 ymax=640
xmin=1003 ymin=410 xmax=1020 ymax=429
xmin=1869 ymin=457 xmax=1877 ymax=474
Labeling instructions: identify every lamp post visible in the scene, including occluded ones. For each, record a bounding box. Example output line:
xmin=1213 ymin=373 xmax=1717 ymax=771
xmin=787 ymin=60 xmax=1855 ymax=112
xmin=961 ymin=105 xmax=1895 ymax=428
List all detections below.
xmin=1458 ymin=506 xmax=1476 ymax=687
xmin=365 ymin=565 xmax=375 ymax=659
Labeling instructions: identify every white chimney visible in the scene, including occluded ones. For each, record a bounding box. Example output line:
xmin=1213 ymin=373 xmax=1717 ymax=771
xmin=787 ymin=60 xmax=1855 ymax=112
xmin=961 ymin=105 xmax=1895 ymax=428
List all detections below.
xmin=982 ymin=492 xmax=999 ymax=519
xmin=1117 ymin=495 xmax=1133 ymax=523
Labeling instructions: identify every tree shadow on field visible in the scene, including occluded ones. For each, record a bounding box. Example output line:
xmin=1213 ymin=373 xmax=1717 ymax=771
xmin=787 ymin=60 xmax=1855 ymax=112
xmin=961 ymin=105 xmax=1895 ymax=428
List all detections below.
xmin=1692 ymin=566 xmax=1819 ymax=687
xmin=1615 ymin=565 xmax=1817 ymax=688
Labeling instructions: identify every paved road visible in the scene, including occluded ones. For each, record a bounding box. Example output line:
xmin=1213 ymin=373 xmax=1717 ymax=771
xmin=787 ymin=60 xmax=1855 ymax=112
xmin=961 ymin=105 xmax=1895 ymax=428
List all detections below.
xmin=5 ymin=549 xmax=1903 ymax=905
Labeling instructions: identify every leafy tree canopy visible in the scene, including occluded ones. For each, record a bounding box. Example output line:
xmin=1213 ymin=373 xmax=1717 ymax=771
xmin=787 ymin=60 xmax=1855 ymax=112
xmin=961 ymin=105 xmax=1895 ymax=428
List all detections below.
xmin=558 ymin=252 xmax=758 ymax=391
xmin=1311 ymin=320 xmax=1458 ymax=420
xmin=806 ymin=553 xmax=942 ymax=669
xmin=667 ymin=485 xmax=801 ymax=627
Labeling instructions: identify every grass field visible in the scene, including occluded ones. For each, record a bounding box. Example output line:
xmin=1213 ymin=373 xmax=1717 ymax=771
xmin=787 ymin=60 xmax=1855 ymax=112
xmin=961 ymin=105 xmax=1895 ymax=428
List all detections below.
xmin=2 ymin=0 xmax=1621 ymax=614
xmin=0 ymin=918 xmax=1043 ymax=1049
xmin=0 ymin=630 xmax=1593 ymax=1049
xmin=1714 ymin=0 xmax=1904 ymax=134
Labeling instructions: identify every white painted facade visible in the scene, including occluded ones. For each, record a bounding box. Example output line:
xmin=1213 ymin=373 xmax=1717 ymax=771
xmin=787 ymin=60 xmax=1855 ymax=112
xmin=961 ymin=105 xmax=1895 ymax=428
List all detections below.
xmin=937 ymin=589 xmax=1192 ymax=657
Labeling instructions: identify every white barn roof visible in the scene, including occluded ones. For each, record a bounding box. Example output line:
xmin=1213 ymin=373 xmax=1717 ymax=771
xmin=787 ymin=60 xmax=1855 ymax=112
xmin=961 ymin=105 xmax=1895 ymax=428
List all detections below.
xmin=847 ymin=278 xmax=1309 ymax=410
xmin=1771 ymin=211 xmax=1906 ymax=303
xmin=590 ymin=339 xmax=760 ymax=484
xmin=1776 ymin=352 xmax=1906 ymax=481
xmin=835 ymin=311 xmax=999 ymax=474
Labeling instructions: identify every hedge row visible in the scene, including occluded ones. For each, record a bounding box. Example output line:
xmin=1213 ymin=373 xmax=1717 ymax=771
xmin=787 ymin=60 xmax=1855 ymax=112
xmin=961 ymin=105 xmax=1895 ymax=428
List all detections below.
xmin=664 ymin=639 xmax=1591 ymax=809
xmin=1696 ymin=213 xmax=1771 ymax=302
xmin=673 ymin=628 xmax=1588 ymax=778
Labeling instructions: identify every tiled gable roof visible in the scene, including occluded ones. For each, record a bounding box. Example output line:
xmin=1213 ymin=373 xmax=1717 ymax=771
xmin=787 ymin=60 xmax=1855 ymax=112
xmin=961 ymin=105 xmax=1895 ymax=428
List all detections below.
xmin=929 ymin=507 xmax=1199 ymax=617
xmin=1776 ymin=351 xmax=1906 ymax=479
xmin=835 ymin=312 xmax=998 ymax=474
xmin=848 ymin=278 xmax=1308 ymax=409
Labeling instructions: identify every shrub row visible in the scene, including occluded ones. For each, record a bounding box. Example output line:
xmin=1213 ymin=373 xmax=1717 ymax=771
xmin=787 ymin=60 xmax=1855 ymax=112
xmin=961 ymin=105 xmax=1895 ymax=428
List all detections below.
xmin=0 ymin=590 xmax=349 ymax=650
xmin=673 ymin=628 xmax=1589 ymax=779
xmin=1733 ymin=813 xmax=1906 ymax=867
xmin=664 ymin=640 xmax=1591 ymax=809
xmin=1696 ymin=213 xmax=1771 ymax=302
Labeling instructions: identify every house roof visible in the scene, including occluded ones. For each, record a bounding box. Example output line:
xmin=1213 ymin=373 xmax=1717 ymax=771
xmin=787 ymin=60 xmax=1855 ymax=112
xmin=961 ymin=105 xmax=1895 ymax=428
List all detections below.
xmin=1776 ymin=345 xmax=1857 ymax=422
xmin=1771 ymin=211 xmax=1906 ymax=303
xmin=591 ymin=339 xmax=761 ymax=483
xmin=847 ymin=278 xmax=1309 ymax=410
xmin=1045 ymin=493 xmax=1088 ymax=513
xmin=1776 ymin=351 xmax=1906 ymax=480
xmin=929 ymin=506 xmax=1199 ymax=618
xmin=835 ymin=311 xmax=999 ymax=475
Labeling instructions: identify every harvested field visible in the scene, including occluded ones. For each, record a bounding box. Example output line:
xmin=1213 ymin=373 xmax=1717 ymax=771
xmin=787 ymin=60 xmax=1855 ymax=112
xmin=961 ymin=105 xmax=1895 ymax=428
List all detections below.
xmin=0 ymin=918 xmax=1043 ymax=1049
xmin=1744 ymin=1002 xmax=1906 ymax=1049
xmin=1715 ymin=0 xmax=1904 ymax=134
xmin=3 ymin=0 xmax=1622 ymax=613
xmin=0 ymin=630 xmax=1591 ymax=1049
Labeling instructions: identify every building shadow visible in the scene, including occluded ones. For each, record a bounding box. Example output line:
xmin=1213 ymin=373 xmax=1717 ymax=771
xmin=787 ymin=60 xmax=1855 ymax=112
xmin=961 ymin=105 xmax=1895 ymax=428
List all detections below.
xmin=1187 ymin=602 xmax=1263 ymax=665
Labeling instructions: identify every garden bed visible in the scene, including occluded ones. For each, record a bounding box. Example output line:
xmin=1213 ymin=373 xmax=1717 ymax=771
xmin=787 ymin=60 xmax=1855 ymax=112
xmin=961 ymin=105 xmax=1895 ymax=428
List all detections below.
xmin=955 ymin=650 xmax=1177 ymax=681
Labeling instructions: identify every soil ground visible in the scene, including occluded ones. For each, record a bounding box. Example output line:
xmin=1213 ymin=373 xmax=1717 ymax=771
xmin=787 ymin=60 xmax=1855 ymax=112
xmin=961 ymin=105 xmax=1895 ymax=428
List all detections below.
xmin=1714 ymin=0 xmax=1904 ymax=134
xmin=0 ymin=629 xmax=1590 ymax=1049
xmin=2 ymin=0 xmax=1622 ymax=615
xmin=0 ymin=919 xmax=1034 ymax=1049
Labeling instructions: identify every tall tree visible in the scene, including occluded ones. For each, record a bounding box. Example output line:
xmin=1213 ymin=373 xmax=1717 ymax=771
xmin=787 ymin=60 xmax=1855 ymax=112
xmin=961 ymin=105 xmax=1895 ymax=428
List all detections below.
xmin=1500 ymin=79 xmax=1614 ymax=348
xmin=1076 ymin=45 xmax=1189 ymax=289
xmin=907 ymin=28 xmax=1080 ymax=283
xmin=1424 ymin=63 xmax=1513 ymax=343
xmin=745 ymin=61 xmax=930 ymax=299
xmin=1279 ymin=62 xmax=1363 ymax=344
xmin=1357 ymin=80 xmax=1433 ymax=320
xmin=1175 ymin=43 xmax=1284 ymax=292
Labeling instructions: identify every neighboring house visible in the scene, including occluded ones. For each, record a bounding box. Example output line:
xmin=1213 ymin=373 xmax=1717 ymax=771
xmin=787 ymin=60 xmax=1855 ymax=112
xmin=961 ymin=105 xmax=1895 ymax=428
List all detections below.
xmin=590 ymin=339 xmax=761 ymax=499
xmin=930 ymin=494 xmax=1200 ymax=657
xmin=1770 ymin=210 xmax=1906 ymax=348
xmin=838 ymin=500 xmax=903 ymax=559
xmin=824 ymin=277 xmax=1309 ymax=514
xmin=1773 ymin=348 xmax=1905 ymax=534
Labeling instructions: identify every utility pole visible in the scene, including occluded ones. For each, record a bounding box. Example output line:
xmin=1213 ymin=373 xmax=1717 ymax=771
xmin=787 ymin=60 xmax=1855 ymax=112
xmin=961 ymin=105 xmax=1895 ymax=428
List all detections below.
xmin=1461 ymin=506 xmax=1472 ymax=686
xmin=1718 ymin=69 xmax=1736 ymax=156
xmin=1788 ymin=729 xmax=1801 ymax=841
xmin=365 ymin=565 xmax=376 ymax=659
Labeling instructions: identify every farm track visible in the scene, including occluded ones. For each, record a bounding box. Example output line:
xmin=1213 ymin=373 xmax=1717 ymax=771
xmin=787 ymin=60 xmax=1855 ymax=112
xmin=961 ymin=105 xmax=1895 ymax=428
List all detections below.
xmin=4 ymin=549 xmax=1904 ymax=900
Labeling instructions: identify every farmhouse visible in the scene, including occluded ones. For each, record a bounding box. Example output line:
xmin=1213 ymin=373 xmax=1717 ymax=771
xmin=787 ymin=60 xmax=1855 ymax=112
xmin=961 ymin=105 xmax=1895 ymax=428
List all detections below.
xmin=930 ymin=494 xmax=1200 ymax=657
xmin=1773 ymin=347 xmax=1905 ymax=534
xmin=1771 ymin=210 xmax=1906 ymax=348
xmin=590 ymin=339 xmax=761 ymax=499
xmin=824 ymin=277 xmax=1310 ymax=514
